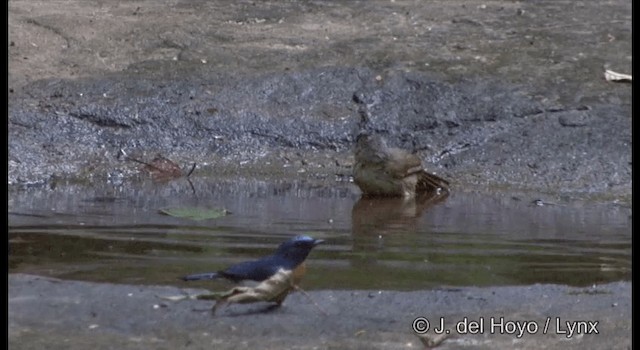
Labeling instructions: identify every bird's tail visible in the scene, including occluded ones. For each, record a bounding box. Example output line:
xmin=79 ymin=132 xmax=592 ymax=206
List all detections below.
xmin=181 ymin=272 xmax=220 ymax=281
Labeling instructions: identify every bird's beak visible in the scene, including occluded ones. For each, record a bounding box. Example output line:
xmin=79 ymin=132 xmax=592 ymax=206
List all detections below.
xmin=313 ymin=239 xmax=325 ymax=246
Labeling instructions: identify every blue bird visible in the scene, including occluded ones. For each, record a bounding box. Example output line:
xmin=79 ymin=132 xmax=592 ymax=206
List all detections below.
xmin=182 ymin=235 xmax=324 ymax=284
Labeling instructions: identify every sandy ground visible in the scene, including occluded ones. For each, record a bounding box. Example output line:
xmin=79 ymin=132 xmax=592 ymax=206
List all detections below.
xmin=8 ymin=274 xmax=631 ymax=350
xmin=8 ymin=0 xmax=631 ymax=201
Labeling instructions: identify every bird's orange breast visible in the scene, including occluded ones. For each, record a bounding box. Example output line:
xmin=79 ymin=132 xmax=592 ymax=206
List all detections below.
xmin=291 ymin=262 xmax=307 ymax=285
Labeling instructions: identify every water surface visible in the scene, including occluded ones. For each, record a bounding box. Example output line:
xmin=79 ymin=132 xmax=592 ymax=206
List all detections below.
xmin=8 ymin=177 xmax=631 ymax=291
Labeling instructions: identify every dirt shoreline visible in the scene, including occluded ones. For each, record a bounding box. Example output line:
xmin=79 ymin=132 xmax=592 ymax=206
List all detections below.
xmin=8 ymin=0 xmax=632 ymax=203
xmin=8 ymin=274 xmax=631 ymax=350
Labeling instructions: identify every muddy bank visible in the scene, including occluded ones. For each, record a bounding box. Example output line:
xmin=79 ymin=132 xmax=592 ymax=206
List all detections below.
xmin=8 ymin=274 xmax=631 ymax=349
xmin=8 ymin=0 xmax=632 ymax=202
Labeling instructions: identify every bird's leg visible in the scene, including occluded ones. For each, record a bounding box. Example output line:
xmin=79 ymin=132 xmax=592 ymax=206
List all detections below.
xmin=291 ymin=285 xmax=328 ymax=316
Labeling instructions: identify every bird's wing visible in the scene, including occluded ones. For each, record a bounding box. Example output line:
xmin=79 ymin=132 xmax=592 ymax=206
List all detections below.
xmin=385 ymin=148 xmax=424 ymax=178
xmin=387 ymin=148 xmax=449 ymax=192
xmin=220 ymin=256 xmax=283 ymax=282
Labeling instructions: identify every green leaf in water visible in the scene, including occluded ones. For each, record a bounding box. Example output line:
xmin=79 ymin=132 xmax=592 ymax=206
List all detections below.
xmin=158 ymin=207 xmax=230 ymax=221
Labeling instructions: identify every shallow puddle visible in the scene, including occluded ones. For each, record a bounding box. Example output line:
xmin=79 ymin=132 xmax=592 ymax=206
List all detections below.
xmin=8 ymin=177 xmax=631 ymax=291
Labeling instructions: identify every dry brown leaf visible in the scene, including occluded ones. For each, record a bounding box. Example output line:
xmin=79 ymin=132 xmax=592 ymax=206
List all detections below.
xmin=416 ymin=332 xmax=450 ymax=348
xmin=200 ymin=269 xmax=295 ymax=314
xmin=604 ymin=69 xmax=632 ymax=82
xmin=144 ymin=155 xmax=184 ymax=181
xmin=221 ymin=269 xmax=295 ymax=304
xmin=193 ymin=265 xmax=327 ymax=315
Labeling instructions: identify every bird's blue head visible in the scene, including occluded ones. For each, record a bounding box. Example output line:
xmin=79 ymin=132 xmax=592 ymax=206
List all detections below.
xmin=274 ymin=235 xmax=324 ymax=265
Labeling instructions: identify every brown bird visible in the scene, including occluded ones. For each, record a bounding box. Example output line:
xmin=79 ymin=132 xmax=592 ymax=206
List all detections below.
xmin=353 ymin=132 xmax=450 ymax=198
xmin=351 ymin=91 xmax=450 ymax=198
